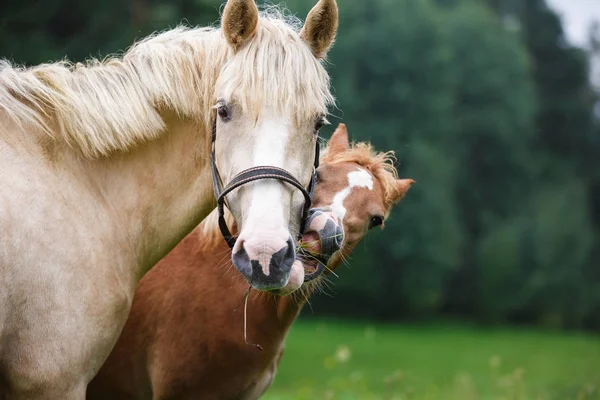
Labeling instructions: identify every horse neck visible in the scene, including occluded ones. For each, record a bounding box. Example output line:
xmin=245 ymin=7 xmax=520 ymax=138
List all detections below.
xmin=197 ymin=226 xmax=352 ymax=350
xmin=84 ymin=32 xmax=230 ymax=279
xmin=86 ymin=112 xmax=216 ymax=279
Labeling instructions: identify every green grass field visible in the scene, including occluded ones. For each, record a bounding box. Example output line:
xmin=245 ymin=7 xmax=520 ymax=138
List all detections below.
xmin=262 ymin=319 xmax=600 ymax=400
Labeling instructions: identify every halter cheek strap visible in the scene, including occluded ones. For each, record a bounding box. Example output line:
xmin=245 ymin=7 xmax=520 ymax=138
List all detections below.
xmin=209 ymin=117 xmax=319 ymax=250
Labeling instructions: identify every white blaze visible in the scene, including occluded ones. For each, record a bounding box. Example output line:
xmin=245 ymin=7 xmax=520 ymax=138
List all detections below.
xmin=348 ymin=168 xmax=374 ymax=190
xmin=330 ymin=168 xmax=373 ymax=221
xmin=244 ymin=117 xmax=289 ymax=276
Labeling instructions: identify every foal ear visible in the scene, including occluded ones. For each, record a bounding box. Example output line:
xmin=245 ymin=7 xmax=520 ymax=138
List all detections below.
xmin=392 ymin=179 xmax=415 ymax=203
xmin=328 ymin=123 xmax=350 ymax=157
xmin=221 ymin=0 xmax=259 ymax=51
xmin=300 ymin=0 xmax=339 ymax=59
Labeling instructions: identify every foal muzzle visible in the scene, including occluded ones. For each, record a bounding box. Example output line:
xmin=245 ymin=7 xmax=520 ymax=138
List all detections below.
xmin=298 ymin=208 xmax=344 ymax=282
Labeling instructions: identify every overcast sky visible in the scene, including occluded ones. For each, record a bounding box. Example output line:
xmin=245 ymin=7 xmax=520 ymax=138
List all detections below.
xmin=545 ymin=0 xmax=600 ymax=89
xmin=545 ymin=0 xmax=600 ymax=48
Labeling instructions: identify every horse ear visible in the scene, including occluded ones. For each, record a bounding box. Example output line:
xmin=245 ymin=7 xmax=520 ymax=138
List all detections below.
xmin=328 ymin=123 xmax=350 ymax=157
xmin=392 ymin=179 xmax=415 ymax=203
xmin=221 ymin=0 xmax=259 ymax=51
xmin=300 ymin=0 xmax=339 ymax=59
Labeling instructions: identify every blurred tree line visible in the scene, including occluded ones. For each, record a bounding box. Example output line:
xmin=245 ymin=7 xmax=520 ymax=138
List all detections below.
xmin=2 ymin=0 xmax=599 ymax=330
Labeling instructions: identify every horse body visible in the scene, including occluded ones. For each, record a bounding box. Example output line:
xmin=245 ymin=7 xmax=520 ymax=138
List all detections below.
xmin=0 ymin=1 xmax=339 ymax=397
xmin=0 ymin=112 xmax=216 ymax=398
xmin=87 ymin=124 xmax=415 ymax=400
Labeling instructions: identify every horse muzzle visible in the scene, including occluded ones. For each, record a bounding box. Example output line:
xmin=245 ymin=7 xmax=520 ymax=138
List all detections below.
xmin=232 ymin=233 xmax=296 ymax=291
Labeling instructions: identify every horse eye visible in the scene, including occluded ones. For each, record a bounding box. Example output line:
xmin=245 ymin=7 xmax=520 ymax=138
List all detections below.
xmin=369 ymin=216 xmax=384 ymax=230
xmin=314 ymin=117 xmax=325 ymax=134
xmin=217 ymin=105 xmax=230 ymax=121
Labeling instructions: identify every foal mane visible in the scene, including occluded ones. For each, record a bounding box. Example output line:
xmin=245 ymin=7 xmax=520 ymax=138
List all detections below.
xmin=0 ymin=6 xmax=334 ymax=159
xmin=198 ymin=139 xmax=401 ymax=252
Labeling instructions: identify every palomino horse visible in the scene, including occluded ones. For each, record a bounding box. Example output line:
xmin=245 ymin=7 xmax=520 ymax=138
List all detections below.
xmin=87 ymin=124 xmax=415 ymax=400
xmin=0 ymin=0 xmax=339 ymax=398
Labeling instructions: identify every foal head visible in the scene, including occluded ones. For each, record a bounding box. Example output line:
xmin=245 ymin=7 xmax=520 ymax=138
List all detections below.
xmin=213 ymin=0 xmax=338 ymax=290
xmin=295 ymin=124 xmax=414 ymax=285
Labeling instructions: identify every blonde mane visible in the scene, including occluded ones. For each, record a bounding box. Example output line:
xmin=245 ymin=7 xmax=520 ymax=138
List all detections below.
xmin=198 ymin=139 xmax=401 ymax=251
xmin=0 ymin=7 xmax=334 ymax=158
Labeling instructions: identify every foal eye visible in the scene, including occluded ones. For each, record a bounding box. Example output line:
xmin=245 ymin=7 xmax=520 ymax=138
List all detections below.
xmin=369 ymin=216 xmax=384 ymax=230
xmin=315 ymin=169 xmax=322 ymax=183
xmin=217 ymin=104 xmax=230 ymax=121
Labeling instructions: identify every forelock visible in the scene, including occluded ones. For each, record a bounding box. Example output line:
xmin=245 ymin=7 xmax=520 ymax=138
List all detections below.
xmin=215 ymin=7 xmax=335 ymax=123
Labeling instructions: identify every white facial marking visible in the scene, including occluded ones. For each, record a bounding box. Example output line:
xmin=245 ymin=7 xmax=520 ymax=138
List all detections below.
xmin=244 ymin=116 xmax=290 ymax=276
xmin=330 ymin=168 xmax=373 ymax=221
xmin=348 ymin=168 xmax=374 ymax=190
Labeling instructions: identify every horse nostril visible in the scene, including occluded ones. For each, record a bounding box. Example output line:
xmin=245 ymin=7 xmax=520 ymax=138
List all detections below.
xmin=231 ymin=241 xmax=252 ymax=277
xmin=285 ymin=237 xmax=295 ymax=260
xmin=270 ymin=245 xmax=286 ymax=268
xmin=269 ymin=237 xmax=295 ymax=274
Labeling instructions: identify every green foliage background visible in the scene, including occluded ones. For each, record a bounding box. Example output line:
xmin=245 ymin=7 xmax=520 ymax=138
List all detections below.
xmin=2 ymin=0 xmax=600 ymax=330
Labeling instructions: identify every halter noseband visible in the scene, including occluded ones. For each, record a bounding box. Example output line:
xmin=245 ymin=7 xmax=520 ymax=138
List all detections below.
xmin=209 ymin=117 xmax=321 ymax=280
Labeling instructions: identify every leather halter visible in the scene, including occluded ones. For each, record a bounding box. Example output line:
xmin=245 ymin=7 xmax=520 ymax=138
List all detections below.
xmin=209 ymin=117 xmax=319 ymax=252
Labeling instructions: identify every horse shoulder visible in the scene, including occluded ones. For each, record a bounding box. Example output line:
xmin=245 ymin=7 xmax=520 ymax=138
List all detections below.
xmin=0 ymin=143 xmax=136 ymax=392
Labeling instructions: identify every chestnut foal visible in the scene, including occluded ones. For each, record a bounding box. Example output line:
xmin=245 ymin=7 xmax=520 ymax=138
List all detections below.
xmin=87 ymin=124 xmax=414 ymax=400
